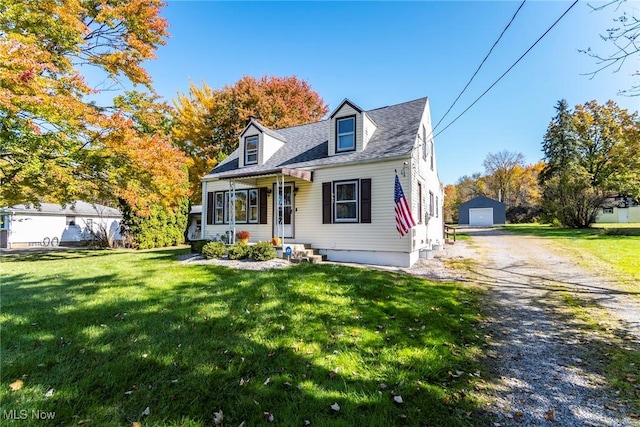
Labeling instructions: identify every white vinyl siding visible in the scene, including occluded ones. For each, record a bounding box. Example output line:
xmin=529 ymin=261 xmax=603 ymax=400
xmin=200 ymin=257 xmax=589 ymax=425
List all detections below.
xmin=362 ymin=112 xmax=377 ymax=149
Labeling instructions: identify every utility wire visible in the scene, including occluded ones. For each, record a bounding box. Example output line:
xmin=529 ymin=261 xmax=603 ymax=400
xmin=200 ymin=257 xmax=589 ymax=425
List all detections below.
xmin=433 ymin=0 xmax=579 ymax=140
xmin=432 ymin=0 xmax=526 ymax=133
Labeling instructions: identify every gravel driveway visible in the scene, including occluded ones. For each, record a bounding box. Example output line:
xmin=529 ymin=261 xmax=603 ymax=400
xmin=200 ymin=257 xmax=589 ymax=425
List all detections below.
xmin=447 ymin=228 xmax=640 ymax=426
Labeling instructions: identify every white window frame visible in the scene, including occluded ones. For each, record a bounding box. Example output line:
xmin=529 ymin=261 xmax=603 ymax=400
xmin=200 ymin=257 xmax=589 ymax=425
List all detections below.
xmin=248 ymin=189 xmax=259 ymax=223
xmin=336 ymin=116 xmax=355 ymax=152
xmin=245 ymin=135 xmax=258 ymax=165
xmin=334 ymin=180 xmax=358 ymax=222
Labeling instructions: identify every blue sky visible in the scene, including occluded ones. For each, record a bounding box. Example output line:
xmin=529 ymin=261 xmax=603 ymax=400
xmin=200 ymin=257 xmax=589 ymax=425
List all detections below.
xmin=140 ymin=1 xmax=638 ymax=185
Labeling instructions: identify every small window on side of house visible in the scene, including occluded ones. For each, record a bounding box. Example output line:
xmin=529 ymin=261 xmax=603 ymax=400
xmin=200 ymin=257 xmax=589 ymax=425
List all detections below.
xmin=429 ymin=191 xmax=434 ymax=217
xmin=603 ymin=207 xmax=613 ymax=214
xmin=422 ymin=125 xmax=427 ymax=160
xmin=66 ymin=216 xmax=76 ymax=226
xmin=245 ymin=135 xmax=258 ymax=165
xmin=418 ymin=182 xmax=423 ymax=223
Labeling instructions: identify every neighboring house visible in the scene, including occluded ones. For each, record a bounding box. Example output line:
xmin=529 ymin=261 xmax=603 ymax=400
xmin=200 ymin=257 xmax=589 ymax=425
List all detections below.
xmin=458 ymin=195 xmax=506 ymax=226
xmin=0 ymin=201 xmax=122 ymax=249
xmin=187 ymin=205 xmax=202 ymax=241
xmin=200 ymin=97 xmax=444 ymax=267
xmin=595 ymin=194 xmax=640 ymax=223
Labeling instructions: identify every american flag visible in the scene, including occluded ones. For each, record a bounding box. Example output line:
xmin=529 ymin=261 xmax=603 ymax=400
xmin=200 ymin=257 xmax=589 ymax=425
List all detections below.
xmin=394 ymin=174 xmax=416 ymax=237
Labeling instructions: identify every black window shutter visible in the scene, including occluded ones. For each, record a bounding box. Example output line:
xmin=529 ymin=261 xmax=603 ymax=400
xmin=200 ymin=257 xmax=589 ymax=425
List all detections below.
xmin=259 ymin=188 xmax=268 ymax=224
xmin=360 ymin=178 xmax=372 ymax=223
xmin=322 ymin=182 xmax=332 ymax=224
xmin=206 ymin=192 xmax=214 ymax=225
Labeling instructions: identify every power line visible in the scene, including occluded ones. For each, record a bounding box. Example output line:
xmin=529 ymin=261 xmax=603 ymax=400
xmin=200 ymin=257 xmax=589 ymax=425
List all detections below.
xmin=432 ymin=0 xmax=526 ymax=133
xmin=433 ymin=0 xmax=580 ymax=140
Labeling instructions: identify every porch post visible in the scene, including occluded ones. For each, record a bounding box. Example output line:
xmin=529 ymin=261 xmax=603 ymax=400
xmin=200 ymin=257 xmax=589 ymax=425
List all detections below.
xmin=280 ymin=174 xmax=285 ymax=246
xmin=228 ymin=180 xmax=236 ymax=244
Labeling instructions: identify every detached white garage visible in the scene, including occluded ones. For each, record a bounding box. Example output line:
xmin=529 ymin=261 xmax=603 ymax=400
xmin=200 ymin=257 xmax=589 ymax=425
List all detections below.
xmin=458 ymin=196 xmax=506 ymax=226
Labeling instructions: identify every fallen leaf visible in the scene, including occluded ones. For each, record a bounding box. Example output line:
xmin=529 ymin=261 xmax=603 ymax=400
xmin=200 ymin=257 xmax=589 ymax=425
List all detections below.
xmin=627 ymin=375 xmax=637 ymax=383
xmin=45 ymin=388 xmax=54 ymax=397
xmin=304 ymin=420 xmax=311 ymax=425
xmin=544 ymin=409 xmax=554 ymax=421
xmin=132 ymin=423 xmax=141 ymax=427
xmin=125 ymin=390 xmax=134 ymax=395
xmin=9 ymin=380 xmax=23 ymax=391
xmin=330 ymin=402 xmax=340 ymax=411
xmin=263 ymin=412 xmax=274 ymax=422
xmin=515 ymin=411 xmax=524 ymax=418
xmin=394 ymin=395 xmax=403 ymax=404
xmin=141 ymin=407 xmax=150 ymax=417
xmin=486 ymin=350 xmax=498 ymax=359
xmin=77 ymin=419 xmax=91 ymax=425
xmin=213 ymin=409 xmax=223 ymax=427
xmin=142 ymin=354 xmax=148 ymax=359
xmin=263 ymin=377 xmax=271 ymax=386
xmin=239 ymin=422 xmax=245 ymax=427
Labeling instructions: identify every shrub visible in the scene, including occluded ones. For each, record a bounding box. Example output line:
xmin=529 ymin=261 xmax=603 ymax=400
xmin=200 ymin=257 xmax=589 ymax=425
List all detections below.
xmin=201 ymin=241 xmax=227 ymax=259
xmin=192 ymin=240 xmax=208 ymax=254
xmin=250 ymin=241 xmax=277 ymax=261
xmin=228 ymin=243 xmax=251 ymax=260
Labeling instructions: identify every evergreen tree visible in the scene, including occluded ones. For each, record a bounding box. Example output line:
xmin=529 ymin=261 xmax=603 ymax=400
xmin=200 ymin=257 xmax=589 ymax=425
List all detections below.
xmin=540 ymin=99 xmax=578 ymax=182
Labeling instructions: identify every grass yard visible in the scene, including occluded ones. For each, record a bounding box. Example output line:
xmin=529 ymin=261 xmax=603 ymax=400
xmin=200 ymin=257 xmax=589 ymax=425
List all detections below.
xmin=1 ymin=248 xmax=486 ymax=426
xmin=504 ymin=223 xmax=640 ymax=290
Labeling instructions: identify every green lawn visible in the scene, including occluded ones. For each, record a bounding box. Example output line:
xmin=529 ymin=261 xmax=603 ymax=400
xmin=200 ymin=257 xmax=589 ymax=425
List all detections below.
xmin=504 ymin=223 xmax=640 ymax=290
xmin=1 ymin=248 xmax=486 ymax=426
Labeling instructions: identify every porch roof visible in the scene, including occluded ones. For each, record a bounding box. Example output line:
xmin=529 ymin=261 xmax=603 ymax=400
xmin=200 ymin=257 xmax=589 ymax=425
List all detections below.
xmin=215 ymin=167 xmax=313 ymax=182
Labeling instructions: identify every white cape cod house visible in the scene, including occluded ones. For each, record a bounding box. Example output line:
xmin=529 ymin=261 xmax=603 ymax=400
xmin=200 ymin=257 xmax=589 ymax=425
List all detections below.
xmin=200 ymin=97 xmax=444 ymax=267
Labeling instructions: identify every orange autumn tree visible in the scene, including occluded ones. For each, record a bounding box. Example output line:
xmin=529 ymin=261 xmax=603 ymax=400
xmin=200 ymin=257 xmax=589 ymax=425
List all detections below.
xmin=173 ymin=75 xmax=329 ymax=200
xmin=0 ymin=0 xmax=189 ymax=246
xmin=0 ymin=1 xmax=185 ymax=205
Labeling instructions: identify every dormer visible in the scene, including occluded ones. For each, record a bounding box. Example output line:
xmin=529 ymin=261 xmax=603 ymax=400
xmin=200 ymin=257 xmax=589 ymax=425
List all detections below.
xmin=238 ymin=118 xmax=287 ymax=168
xmin=328 ymin=99 xmax=377 ymax=156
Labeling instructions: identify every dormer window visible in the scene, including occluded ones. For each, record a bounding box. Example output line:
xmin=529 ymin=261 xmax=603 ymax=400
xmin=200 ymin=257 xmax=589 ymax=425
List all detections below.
xmin=336 ymin=116 xmax=355 ymax=152
xmin=245 ymin=135 xmax=258 ymax=165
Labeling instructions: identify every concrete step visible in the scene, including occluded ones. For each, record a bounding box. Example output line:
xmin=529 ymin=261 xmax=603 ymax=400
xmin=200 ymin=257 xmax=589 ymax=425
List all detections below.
xmin=282 ymin=245 xmax=324 ymax=264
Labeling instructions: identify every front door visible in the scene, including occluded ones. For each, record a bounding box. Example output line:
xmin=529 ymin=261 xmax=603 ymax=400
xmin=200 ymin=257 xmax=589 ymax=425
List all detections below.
xmin=274 ymin=184 xmax=294 ymax=238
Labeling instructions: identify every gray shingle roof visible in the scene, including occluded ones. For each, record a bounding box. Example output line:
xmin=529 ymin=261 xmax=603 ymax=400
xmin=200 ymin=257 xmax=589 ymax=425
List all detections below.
xmin=206 ymin=97 xmax=428 ymax=179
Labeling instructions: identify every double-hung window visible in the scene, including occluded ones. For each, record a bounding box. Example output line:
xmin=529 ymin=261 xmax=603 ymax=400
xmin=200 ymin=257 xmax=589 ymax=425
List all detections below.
xmin=336 ymin=117 xmax=355 ymax=152
xmin=334 ymin=180 xmax=358 ymax=222
xmin=213 ymin=189 xmax=260 ymax=224
xmin=245 ymin=135 xmax=258 ymax=165
xmin=429 ymin=191 xmax=435 ymax=217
